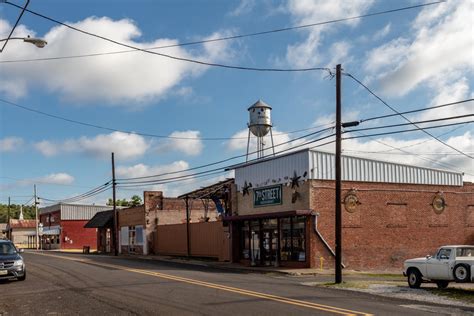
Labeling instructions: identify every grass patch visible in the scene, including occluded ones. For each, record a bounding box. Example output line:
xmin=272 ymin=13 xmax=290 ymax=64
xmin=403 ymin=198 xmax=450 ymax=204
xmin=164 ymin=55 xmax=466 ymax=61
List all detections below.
xmin=426 ymin=288 xmax=474 ymax=304
xmin=358 ymin=273 xmax=404 ymax=279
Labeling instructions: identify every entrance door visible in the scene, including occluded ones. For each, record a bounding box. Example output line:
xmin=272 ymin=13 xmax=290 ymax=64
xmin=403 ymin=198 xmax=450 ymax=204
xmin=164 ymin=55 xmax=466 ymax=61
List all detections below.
xmin=262 ymin=229 xmax=278 ymax=266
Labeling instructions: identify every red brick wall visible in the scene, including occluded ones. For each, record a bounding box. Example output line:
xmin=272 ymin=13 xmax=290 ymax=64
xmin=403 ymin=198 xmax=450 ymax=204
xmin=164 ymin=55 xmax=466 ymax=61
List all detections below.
xmin=61 ymin=220 xmax=97 ymax=250
xmin=39 ymin=211 xmax=60 ymax=227
xmin=309 ymin=180 xmax=474 ymax=270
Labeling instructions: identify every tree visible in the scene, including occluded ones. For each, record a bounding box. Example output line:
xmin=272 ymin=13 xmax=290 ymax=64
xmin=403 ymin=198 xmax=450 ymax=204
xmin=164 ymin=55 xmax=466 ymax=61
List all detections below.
xmin=106 ymin=195 xmax=142 ymax=207
xmin=0 ymin=204 xmax=35 ymax=223
xmin=130 ymin=195 xmax=142 ymax=207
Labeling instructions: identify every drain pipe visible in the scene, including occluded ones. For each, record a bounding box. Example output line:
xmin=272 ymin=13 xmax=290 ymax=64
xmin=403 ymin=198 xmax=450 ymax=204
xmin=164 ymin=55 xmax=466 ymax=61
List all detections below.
xmin=313 ymin=212 xmax=346 ymax=268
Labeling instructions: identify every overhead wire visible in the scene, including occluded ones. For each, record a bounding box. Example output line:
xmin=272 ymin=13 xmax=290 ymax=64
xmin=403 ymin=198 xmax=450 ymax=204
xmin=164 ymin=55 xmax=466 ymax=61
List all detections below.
xmin=2 ymin=1 xmax=445 ymax=64
xmin=0 ymin=97 xmax=334 ymax=141
xmin=4 ymin=1 xmax=330 ymax=72
xmin=359 ymin=98 xmax=473 ymax=123
xmin=344 ymin=72 xmax=474 ymax=159
xmin=116 ymin=126 xmax=334 ymax=181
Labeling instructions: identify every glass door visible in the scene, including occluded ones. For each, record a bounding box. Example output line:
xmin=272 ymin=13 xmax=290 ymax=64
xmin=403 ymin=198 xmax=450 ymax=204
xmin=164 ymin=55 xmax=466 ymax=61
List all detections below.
xmin=262 ymin=229 xmax=277 ymax=266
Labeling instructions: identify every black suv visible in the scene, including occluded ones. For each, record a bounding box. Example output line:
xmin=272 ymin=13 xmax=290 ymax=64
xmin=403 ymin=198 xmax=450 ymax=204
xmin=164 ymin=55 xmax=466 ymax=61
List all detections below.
xmin=0 ymin=240 xmax=26 ymax=281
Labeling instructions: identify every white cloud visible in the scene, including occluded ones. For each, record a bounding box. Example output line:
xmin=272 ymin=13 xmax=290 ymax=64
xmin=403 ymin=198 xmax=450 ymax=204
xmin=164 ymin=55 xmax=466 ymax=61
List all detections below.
xmin=284 ymin=0 xmax=374 ymax=67
xmin=0 ymin=17 xmax=235 ymax=105
xmin=342 ymin=132 xmax=474 ymax=182
xmin=116 ymin=160 xmax=189 ymax=178
xmin=4 ymin=173 xmax=76 ymax=189
xmin=226 ymin=127 xmax=312 ymax=158
xmin=372 ymin=23 xmax=391 ymax=41
xmin=365 ymin=1 xmax=474 ymax=97
xmin=229 ymin=0 xmax=257 ymax=16
xmin=34 ymin=132 xmax=150 ymax=160
xmin=155 ymin=130 xmax=204 ymax=156
xmin=0 ymin=137 xmax=24 ymax=152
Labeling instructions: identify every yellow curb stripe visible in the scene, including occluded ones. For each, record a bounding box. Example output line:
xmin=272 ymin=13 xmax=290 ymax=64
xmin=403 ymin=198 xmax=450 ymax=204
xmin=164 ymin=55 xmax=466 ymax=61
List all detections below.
xmin=30 ymin=252 xmax=373 ymax=316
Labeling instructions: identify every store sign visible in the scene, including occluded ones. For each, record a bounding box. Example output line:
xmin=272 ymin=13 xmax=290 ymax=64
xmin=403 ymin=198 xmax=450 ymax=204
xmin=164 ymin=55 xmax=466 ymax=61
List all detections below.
xmin=253 ymin=185 xmax=282 ymax=207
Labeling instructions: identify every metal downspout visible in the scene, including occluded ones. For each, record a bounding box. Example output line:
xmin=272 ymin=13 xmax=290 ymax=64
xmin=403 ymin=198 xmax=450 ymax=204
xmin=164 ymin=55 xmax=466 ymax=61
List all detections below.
xmin=313 ymin=213 xmax=346 ymax=268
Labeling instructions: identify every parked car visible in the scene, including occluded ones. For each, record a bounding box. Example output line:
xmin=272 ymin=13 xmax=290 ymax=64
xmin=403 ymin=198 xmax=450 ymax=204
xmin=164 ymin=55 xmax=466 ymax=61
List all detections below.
xmin=0 ymin=239 xmax=26 ymax=281
xmin=403 ymin=245 xmax=474 ymax=289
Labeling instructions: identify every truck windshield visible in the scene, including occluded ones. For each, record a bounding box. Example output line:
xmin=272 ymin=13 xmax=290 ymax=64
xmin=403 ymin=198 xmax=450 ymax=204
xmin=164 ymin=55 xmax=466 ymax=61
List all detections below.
xmin=456 ymin=247 xmax=474 ymax=257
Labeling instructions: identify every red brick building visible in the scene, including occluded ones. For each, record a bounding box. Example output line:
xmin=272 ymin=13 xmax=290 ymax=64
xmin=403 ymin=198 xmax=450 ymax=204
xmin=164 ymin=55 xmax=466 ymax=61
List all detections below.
xmin=225 ymin=148 xmax=474 ymax=270
xmin=39 ymin=204 xmax=110 ymax=251
xmin=86 ymin=191 xmax=217 ymax=255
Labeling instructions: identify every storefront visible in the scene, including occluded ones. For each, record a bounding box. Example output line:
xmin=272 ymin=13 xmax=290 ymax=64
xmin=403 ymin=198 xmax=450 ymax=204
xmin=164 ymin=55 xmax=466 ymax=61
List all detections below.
xmin=226 ymin=210 xmax=313 ymax=268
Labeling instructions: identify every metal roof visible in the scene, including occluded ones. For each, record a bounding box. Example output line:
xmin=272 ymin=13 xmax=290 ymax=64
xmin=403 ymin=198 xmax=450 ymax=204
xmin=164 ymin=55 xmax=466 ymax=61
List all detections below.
xmin=231 ymin=148 xmax=463 ymax=190
xmin=40 ymin=203 xmax=111 ymax=220
xmin=178 ymin=178 xmax=234 ymax=199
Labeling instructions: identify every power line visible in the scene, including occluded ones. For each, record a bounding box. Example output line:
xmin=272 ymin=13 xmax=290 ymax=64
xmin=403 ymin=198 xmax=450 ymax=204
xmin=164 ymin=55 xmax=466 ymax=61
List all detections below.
xmin=4 ymin=1 xmax=329 ymax=72
xmin=346 ymin=131 xmax=467 ymax=174
xmin=116 ymin=127 xmax=334 ymax=181
xmin=360 ymin=98 xmax=473 ymax=123
xmin=0 ymin=97 xmax=333 ymax=141
xmin=344 ymin=120 xmax=473 ymax=141
xmin=38 ymin=181 xmax=112 ymax=204
xmin=0 ymin=0 xmax=29 ymax=52
xmin=345 ymin=72 xmax=474 ymax=159
xmin=2 ymin=1 xmax=445 ymax=64
xmin=364 ymin=123 xmax=470 ymax=154
xmin=351 ymin=114 xmax=473 ymax=133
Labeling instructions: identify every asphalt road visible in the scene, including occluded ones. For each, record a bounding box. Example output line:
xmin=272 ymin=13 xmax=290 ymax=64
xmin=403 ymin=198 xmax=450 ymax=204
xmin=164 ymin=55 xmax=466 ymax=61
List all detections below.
xmin=1 ymin=251 xmax=472 ymax=315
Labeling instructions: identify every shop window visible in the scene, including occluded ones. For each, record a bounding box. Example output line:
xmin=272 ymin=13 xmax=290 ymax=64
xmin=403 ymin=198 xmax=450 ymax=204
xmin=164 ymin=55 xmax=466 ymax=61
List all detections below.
xmin=292 ymin=216 xmax=306 ymax=261
xmin=136 ymin=225 xmax=144 ymax=245
xmin=128 ymin=226 xmax=136 ymax=252
xmin=250 ymin=220 xmax=260 ymax=262
xmin=241 ymin=221 xmax=250 ymax=259
xmin=279 ymin=216 xmax=306 ymax=262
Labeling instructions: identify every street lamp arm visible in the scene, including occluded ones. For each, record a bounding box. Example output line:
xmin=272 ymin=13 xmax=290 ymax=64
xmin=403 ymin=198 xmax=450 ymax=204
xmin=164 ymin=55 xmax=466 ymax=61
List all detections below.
xmin=0 ymin=36 xmax=47 ymax=49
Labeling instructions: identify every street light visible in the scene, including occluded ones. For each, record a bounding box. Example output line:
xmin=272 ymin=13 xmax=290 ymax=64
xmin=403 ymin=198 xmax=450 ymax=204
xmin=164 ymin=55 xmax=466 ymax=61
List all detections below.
xmin=0 ymin=35 xmax=47 ymax=52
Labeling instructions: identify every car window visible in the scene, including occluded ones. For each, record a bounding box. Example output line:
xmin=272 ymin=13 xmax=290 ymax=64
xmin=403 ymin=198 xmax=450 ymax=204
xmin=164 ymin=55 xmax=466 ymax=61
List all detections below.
xmin=0 ymin=243 xmax=17 ymax=255
xmin=437 ymin=248 xmax=451 ymax=260
xmin=456 ymin=247 xmax=474 ymax=257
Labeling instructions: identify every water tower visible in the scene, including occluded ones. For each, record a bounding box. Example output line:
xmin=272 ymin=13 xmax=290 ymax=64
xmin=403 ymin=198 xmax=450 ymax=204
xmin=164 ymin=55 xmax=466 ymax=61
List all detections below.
xmin=246 ymin=99 xmax=275 ymax=161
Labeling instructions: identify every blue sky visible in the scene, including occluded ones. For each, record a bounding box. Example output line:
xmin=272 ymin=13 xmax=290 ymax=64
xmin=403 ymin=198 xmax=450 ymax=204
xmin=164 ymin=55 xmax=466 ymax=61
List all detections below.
xmin=0 ymin=0 xmax=472 ymax=207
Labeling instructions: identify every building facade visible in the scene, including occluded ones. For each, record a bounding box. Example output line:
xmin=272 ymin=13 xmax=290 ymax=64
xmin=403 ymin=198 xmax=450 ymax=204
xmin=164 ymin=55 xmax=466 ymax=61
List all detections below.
xmin=7 ymin=219 xmax=37 ymax=248
xmin=39 ymin=203 xmax=111 ymax=251
xmin=226 ymin=149 xmax=473 ymax=270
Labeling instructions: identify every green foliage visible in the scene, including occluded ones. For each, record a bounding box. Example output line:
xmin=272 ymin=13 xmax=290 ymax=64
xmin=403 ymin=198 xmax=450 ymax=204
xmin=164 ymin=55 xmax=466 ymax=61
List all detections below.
xmin=106 ymin=195 xmax=142 ymax=207
xmin=0 ymin=204 xmax=36 ymax=223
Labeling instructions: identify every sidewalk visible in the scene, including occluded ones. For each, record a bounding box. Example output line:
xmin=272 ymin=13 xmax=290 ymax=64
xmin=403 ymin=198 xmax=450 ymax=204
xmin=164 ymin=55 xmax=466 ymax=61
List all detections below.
xmin=33 ymin=248 xmax=402 ymax=276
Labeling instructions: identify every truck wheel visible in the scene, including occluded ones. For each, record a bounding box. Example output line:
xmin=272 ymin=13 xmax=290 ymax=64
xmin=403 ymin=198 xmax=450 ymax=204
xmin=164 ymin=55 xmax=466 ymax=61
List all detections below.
xmin=408 ymin=269 xmax=422 ymax=288
xmin=435 ymin=281 xmax=449 ymax=289
xmin=453 ymin=264 xmax=471 ymax=283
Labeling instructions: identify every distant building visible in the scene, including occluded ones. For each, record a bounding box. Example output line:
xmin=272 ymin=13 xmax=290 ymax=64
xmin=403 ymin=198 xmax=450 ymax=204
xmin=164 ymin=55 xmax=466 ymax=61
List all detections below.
xmin=86 ymin=191 xmax=217 ymax=255
xmin=0 ymin=223 xmax=8 ymax=239
xmin=7 ymin=219 xmax=37 ymax=248
xmin=39 ymin=203 xmax=110 ymax=251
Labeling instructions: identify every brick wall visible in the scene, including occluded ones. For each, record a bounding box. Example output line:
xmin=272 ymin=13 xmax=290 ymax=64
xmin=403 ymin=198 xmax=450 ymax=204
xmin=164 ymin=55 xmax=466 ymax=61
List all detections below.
xmin=309 ymin=180 xmax=474 ymax=270
xmin=61 ymin=220 xmax=97 ymax=250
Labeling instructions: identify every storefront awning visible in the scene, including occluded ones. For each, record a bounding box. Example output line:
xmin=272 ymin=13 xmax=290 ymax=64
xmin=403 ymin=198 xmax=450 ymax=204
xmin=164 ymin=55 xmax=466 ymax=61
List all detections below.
xmin=84 ymin=210 xmax=114 ymax=228
xmin=42 ymin=227 xmax=60 ymax=235
xmin=223 ymin=209 xmax=314 ymax=221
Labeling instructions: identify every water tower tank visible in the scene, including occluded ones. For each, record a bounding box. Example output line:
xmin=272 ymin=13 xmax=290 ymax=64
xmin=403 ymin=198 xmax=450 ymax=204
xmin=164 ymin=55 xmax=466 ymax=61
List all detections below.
xmin=248 ymin=100 xmax=272 ymax=137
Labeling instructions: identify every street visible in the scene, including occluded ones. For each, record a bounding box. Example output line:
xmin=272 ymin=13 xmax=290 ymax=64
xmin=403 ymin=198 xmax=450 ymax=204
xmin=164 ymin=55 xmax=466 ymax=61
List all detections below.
xmin=1 ymin=252 xmax=473 ymax=315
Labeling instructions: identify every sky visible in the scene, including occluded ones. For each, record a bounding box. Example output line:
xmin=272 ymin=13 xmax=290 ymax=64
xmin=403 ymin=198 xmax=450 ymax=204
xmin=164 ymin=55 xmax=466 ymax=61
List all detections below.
xmin=0 ymin=0 xmax=472 ymax=207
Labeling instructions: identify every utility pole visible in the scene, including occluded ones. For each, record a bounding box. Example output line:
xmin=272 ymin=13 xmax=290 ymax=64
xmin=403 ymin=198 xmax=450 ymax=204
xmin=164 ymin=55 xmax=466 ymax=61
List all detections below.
xmin=185 ymin=195 xmax=190 ymax=257
xmin=112 ymin=153 xmax=118 ymax=256
xmin=7 ymin=197 xmax=10 ymax=240
xmin=34 ymin=184 xmax=39 ymax=250
xmin=335 ymin=64 xmax=343 ymax=284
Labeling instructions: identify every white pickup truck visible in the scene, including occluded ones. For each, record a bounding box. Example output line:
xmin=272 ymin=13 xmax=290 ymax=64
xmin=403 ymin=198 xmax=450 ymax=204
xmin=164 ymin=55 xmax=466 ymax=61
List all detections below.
xmin=403 ymin=245 xmax=474 ymax=289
